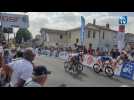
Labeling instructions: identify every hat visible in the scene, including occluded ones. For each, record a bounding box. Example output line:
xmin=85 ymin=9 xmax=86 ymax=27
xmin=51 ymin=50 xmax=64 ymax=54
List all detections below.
xmin=33 ymin=66 xmax=51 ymax=76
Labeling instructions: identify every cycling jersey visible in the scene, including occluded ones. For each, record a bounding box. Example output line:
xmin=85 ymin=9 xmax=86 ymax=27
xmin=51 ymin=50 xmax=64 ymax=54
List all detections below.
xmin=97 ymin=56 xmax=112 ymax=62
xmin=69 ymin=53 xmax=82 ymax=62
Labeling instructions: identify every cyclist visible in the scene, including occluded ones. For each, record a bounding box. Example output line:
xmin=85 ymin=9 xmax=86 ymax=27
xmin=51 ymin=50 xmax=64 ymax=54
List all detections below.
xmin=96 ymin=51 xmax=113 ymax=70
xmin=68 ymin=47 xmax=84 ymax=66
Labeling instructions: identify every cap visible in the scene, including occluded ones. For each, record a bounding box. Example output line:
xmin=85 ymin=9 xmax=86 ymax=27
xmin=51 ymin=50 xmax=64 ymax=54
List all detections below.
xmin=33 ymin=66 xmax=51 ymax=76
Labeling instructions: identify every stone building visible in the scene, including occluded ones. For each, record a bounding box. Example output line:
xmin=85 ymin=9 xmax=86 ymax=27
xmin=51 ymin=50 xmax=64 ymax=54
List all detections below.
xmin=40 ymin=20 xmax=134 ymax=50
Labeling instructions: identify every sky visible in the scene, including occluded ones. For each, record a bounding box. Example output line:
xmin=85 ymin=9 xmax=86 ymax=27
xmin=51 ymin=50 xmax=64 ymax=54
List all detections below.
xmin=5 ymin=12 xmax=134 ymax=38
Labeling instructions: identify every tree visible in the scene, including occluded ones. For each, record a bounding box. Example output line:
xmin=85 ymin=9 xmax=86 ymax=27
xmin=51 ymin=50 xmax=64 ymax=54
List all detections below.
xmin=16 ymin=28 xmax=33 ymax=44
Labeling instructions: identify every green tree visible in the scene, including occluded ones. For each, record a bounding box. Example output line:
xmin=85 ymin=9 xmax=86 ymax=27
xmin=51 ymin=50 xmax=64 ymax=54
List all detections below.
xmin=16 ymin=28 xmax=33 ymax=44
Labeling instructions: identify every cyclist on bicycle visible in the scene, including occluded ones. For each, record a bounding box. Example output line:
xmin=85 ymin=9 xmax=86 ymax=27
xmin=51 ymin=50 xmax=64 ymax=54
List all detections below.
xmin=68 ymin=45 xmax=84 ymax=64
xmin=96 ymin=51 xmax=113 ymax=69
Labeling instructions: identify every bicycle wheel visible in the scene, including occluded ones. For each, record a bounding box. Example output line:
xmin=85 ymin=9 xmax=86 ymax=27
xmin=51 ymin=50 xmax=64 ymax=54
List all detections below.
xmin=64 ymin=62 xmax=70 ymax=72
xmin=105 ymin=66 xmax=114 ymax=77
xmin=93 ymin=64 xmax=101 ymax=73
xmin=77 ymin=63 xmax=83 ymax=73
xmin=72 ymin=64 xmax=77 ymax=73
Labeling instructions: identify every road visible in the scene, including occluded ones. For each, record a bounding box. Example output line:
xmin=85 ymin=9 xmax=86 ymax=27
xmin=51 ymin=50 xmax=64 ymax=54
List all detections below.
xmin=34 ymin=55 xmax=134 ymax=87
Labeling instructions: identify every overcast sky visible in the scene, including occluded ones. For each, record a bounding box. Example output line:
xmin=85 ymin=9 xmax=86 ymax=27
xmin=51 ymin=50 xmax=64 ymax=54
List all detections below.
xmin=7 ymin=12 xmax=134 ymax=38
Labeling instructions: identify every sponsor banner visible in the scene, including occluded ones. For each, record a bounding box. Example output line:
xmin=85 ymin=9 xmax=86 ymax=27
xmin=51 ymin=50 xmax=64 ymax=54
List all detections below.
xmin=120 ymin=62 xmax=134 ymax=80
xmin=80 ymin=16 xmax=85 ymax=45
xmin=0 ymin=13 xmax=29 ymax=28
xmin=82 ymin=55 xmax=96 ymax=68
xmin=59 ymin=52 xmax=68 ymax=60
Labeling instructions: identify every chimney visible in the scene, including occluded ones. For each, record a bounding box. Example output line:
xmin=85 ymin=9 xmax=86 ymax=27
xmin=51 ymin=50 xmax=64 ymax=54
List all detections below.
xmin=93 ymin=19 xmax=96 ymax=25
xmin=106 ymin=23 xmax=110 ymax=29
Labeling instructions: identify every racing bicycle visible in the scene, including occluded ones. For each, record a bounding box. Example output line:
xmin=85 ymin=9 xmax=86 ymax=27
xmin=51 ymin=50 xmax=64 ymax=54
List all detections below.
xmin=64 ymin=56 xmax=83 ymax=74
xmin=93 ymin=60 xmax=114 ymax=77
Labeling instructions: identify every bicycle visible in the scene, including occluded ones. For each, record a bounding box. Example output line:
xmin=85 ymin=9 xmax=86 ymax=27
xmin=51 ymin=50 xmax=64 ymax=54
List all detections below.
xmin=93 ymin=60 xmax=114 ymax=77
xmin=64 ymin=56 xmax=83 ymax=74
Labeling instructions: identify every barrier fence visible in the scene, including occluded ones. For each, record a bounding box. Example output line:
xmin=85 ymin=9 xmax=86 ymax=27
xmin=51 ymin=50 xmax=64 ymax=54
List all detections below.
xmin=38 ymin=50 xmax=134 ymax=81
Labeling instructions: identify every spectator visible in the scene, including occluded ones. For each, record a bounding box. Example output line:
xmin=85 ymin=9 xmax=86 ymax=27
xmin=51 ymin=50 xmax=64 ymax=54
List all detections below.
xmin=12 ymin=50 xmax=24 ymax=61
xmin=24 ymin=66 xmax=51 ymax=87
xmin=83 ymin=46 xmax=87 ymax=54
xmin=10 ymin=49 xmax=17 ymax=59
xmin=4 ymin=50 xmax=12 ymax=64
xmin=110 ymin=48 xmax=120 ymax=59
xmin=88 ymin=44 xmax=94 ymax=55
xmin=0 ymin=64 xmax=13 ymax=87
xmin=0 ymin=54 xmax=13 ymax=87
xmin=9 ymin=48 xmax=35 ymax=87
xmin=96 ymin=48 xmax=101 ymax=57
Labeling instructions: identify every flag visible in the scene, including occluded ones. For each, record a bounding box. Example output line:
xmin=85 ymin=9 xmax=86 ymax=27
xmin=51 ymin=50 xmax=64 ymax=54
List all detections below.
xmin=80 ymin=16 xmax=85 ymax=45
xmin=117 ymin=32 xmax=125 ymax=52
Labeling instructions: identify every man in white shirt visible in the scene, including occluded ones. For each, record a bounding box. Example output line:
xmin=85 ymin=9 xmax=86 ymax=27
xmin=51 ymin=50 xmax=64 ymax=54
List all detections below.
xmin=9 ymin=48 xmax=36 ymax=87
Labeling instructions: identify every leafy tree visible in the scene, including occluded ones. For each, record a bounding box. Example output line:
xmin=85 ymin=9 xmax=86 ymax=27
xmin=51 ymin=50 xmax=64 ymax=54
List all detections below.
xmin=16 ymin=28 xmax=32 ymax=44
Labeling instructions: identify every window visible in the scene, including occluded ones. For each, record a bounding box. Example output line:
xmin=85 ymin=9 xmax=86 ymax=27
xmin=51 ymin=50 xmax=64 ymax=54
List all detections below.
xmin=60 ymin=35 xmax=63 ymax=39
xmin=93 ymin=31 xmax=96 ymax=38
xmin=76 ymin=38 xmax=79 ymax=43
xmin=103 ymin=31 xmax=105 ymax=39
xmin=69 ymin=32 xmax=71 ymax=39
xmin=88 ymin=31 xmax=90 ymax=38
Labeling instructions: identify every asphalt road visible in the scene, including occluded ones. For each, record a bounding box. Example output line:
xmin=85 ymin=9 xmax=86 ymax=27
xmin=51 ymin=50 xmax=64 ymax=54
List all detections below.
xmin=34 ymin=55 xmax=134 ymax=87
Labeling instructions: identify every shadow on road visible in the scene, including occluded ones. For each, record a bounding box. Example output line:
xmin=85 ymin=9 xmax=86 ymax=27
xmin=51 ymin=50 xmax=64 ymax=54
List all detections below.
xmin=65 ymin=71 xmax=84 ymax=81
xmin=59 ymin=84 xmax=67 ymax=87
xmin=79 ymin=72 xmax=89 ymax=78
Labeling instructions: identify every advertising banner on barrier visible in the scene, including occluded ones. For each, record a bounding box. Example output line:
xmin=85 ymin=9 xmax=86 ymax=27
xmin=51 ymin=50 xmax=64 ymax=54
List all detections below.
xmin=120 ymin=62 xmax=134 ymax=80
xmin=114 ymin=64 xmax=123 ymax=76
xmin=82 ymin=55 xmax=96 ymax=68
xmin=44 ymin=50 xmax=50 ymax=56
xmin=59 ymin=52 xmax=68 ymax=60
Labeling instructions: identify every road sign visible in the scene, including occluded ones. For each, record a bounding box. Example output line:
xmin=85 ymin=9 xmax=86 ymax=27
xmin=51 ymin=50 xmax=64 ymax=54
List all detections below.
xmin=0 ymin=13 xmax=29 ymax=28
xmin=119 ymin=16 xmax=127 ymax=25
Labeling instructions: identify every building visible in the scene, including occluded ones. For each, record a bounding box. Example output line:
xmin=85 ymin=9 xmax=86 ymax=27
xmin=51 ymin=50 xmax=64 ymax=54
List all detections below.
xmin=40 ymin=28 xmax=68 ymax=47
xmin=66 ymin=22 xmax=118 ymax=50
xmin=40 ymin=20 xmax=133 ymax=50
xmin=125 ymin=33 xmax=134 ymax=50
xmin=32 ymin=34 xmax=43 ymax=48
xmin=125 ymin=33 xmax=134 ymax=45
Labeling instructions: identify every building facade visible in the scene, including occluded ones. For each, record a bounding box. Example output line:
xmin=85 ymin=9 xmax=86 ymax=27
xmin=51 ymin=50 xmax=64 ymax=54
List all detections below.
xmin=40 ymin=22 xmax=133 ymax=50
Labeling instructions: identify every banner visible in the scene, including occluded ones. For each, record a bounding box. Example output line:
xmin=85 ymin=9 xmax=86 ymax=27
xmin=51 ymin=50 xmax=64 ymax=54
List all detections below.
xmin=59 ymin=52 xmax=68 ymax=60
xmin=80 ymin=16 xmax=85 ymax=45
xmin=117 ymin=32 xmax=125 ymax=51
xmin=82 ymin=55 xmax=96 ymax=68
xmin=0 ymin=13 xmax=29 ymax=28
xmin=120 ymin=62 xmax=134 ymax=80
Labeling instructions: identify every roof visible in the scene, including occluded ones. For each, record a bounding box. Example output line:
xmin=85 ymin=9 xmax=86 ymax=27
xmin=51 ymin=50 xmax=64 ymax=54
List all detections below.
xmin=126 ymin=33 xmax=134 ymax=35
xmin=87 ymin=23 xmax=118 ymax=32
xmin=40 ymin=28 xmax=66 ymax=33
xmin=40 ymin=23 xmax=119 ymax=33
